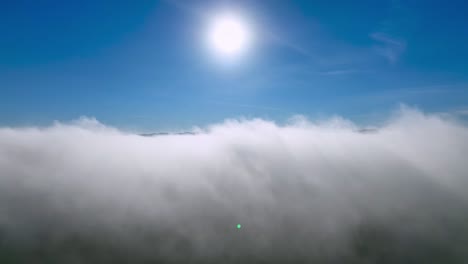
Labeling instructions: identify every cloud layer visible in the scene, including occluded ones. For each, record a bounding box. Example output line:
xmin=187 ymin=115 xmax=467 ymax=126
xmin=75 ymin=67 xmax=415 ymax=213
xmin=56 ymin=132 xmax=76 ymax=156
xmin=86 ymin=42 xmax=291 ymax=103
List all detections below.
xmin=1 ymin=107 xmax=468 ymax=263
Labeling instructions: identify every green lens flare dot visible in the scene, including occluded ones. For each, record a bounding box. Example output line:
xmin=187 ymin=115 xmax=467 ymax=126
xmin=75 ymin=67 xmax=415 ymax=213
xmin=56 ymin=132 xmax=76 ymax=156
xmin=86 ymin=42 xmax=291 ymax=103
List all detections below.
xmin=236 ymin=224 xmax=242 ymax=229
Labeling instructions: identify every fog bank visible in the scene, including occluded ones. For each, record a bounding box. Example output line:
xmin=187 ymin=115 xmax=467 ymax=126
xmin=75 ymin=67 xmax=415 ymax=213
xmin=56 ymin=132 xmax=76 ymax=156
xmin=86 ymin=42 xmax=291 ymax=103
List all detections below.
xmin=1 ymin=107 xmax=468 ymax=263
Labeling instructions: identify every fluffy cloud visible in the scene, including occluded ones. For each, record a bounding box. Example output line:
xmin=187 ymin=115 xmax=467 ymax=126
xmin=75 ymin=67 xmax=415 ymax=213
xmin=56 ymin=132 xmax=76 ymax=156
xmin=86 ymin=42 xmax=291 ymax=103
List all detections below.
xmin=0 ymin=107 xmax=468 ymax=263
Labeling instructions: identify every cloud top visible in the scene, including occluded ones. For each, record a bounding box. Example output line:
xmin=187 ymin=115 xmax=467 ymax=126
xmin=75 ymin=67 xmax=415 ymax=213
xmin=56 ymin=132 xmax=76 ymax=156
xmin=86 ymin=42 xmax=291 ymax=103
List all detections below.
xmin=0 ymin=107 xmax=468 ymax=263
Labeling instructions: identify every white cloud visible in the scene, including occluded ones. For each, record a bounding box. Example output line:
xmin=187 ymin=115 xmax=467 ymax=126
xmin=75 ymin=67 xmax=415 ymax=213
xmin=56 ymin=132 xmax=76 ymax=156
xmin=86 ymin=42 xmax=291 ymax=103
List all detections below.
xmin=0 ymin=107 xmax=468 ymax=262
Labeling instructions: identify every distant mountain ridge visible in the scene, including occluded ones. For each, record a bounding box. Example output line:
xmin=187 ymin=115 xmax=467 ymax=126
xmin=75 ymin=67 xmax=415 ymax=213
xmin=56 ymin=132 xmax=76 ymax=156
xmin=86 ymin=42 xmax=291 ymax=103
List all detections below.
xmin=139 ymin=128 xmax=378 ymax=137
xmin=139 ymin=132 xmax=196 ymax=137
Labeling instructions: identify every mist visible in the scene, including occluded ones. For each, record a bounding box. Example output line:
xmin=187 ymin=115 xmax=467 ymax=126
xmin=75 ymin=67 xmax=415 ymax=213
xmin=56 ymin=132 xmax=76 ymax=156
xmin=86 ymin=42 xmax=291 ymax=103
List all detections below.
xmin=1 ymin=107 xmax=468 ymax=263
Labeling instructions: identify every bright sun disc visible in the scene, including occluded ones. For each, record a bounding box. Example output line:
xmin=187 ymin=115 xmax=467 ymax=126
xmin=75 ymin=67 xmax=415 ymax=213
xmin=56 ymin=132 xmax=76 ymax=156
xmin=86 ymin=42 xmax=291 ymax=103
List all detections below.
xmin=208 ymin=13 xmax=251 ymax=58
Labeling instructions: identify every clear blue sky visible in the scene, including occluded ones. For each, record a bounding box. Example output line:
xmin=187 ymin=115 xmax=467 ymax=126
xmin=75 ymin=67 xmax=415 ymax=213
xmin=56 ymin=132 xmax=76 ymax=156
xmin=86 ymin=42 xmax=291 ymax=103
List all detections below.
xmin=1 ymin=0 xmax=468 ymax=130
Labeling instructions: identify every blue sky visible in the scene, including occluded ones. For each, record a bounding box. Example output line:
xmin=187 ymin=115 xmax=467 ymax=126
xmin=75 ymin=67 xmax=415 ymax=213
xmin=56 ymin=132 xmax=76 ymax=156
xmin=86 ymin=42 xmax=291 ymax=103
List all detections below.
xmin=1 ymin=0 xmax=467 ymax=130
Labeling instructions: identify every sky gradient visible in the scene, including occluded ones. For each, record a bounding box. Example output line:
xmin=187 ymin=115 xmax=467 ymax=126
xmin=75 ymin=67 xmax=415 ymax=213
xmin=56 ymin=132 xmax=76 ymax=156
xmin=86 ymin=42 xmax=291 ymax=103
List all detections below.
xmin=1 ymin=0 xmax=468 ymax=130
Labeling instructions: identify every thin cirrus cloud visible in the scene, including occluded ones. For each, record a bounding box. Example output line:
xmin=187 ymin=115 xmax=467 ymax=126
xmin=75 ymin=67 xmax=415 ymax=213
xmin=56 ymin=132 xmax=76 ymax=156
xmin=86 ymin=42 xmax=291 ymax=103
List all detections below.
xmin=370 ymin=32 xmax=407 ymax=64
xmin=0 ymin=106 xmax=468 ymax=262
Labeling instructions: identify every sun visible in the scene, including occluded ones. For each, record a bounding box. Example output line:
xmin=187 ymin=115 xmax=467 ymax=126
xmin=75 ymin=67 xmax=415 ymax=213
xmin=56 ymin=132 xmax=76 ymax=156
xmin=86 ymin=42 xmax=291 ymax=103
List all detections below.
xmin=207 ymin=13 xmax=251 ymax=58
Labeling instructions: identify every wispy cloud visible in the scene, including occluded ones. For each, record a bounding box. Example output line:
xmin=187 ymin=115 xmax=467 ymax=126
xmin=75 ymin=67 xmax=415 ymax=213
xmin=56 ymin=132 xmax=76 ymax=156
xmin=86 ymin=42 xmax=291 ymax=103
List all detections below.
xmin=370 ymin=32 xmax=406 ymax=64
xmin=454 ymin=108 xmax=468 ymax=116
xmin=317 ymin=68 xmax=372 ymax=76
xmin=437 ymin=107 xmax=468 ymax=119
xmin=266 ymin=31 xmax=320 ymax=60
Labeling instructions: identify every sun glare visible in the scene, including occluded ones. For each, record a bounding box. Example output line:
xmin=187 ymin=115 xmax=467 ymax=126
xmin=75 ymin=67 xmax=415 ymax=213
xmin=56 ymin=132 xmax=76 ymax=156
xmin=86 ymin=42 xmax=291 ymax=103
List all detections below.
xmin=207 ymin=13 xmax=251 ymax=59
